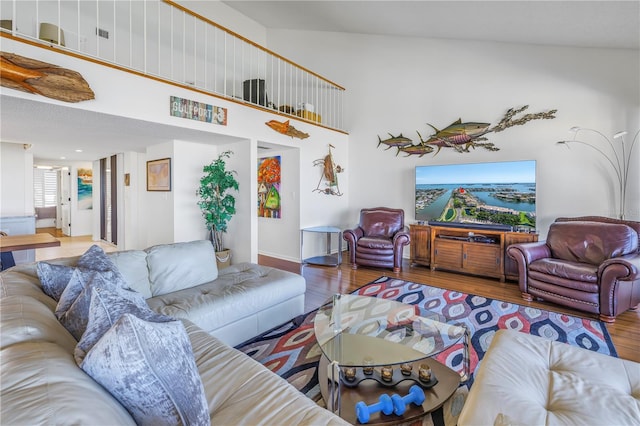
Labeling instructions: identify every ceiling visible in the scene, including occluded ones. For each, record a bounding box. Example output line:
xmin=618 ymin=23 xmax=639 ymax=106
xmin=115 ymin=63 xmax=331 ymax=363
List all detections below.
xmin=221 ymin=1 xmax=640 ymax=50
xmin=0 ymin=96 xmax=228 ymax=166
xmin=1 ymin=1 xmax=638 ymax=164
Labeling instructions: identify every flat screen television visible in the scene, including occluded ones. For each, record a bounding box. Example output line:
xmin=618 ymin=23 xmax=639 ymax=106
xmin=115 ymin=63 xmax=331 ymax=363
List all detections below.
xmin=415 ymin=160 xmax=536 ymax=231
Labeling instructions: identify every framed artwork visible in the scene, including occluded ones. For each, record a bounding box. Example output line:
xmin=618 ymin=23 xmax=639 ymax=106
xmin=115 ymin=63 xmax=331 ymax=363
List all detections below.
xmin=77 ymin=167 xmax=93 ymax=210
xmin=147 ymin=158 xmax=171 ymax=191
xmin=257 ymin=156 xmax=281 ymax=218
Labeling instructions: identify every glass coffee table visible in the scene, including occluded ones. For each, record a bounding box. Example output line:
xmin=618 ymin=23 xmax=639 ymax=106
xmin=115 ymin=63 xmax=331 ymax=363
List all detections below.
xmin=314 ymin=294 xmax=470 ymax=424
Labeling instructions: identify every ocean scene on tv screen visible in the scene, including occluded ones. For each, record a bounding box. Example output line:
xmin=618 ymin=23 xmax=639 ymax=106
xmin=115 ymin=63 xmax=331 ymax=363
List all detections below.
xmin=415 ymin=160 xmax=536 ymax=229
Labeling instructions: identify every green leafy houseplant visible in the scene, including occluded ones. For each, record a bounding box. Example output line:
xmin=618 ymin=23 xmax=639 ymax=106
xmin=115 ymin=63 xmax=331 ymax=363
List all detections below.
xmin=197 ymin=150 xmax=239 ymax=253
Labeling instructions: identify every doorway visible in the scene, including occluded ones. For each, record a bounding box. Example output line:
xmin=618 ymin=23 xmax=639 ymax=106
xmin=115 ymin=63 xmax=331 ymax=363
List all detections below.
xmin=100 ymin=155 xmax=118 ymax=245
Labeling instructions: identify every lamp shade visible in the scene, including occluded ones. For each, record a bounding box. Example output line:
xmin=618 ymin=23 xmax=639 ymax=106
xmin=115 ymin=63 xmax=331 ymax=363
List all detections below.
xmin=39 ymin=22 xmax=65 ymax=46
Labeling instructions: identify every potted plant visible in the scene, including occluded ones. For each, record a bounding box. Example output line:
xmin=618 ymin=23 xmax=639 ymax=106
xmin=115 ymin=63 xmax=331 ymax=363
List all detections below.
xmin=197 ymin=150 xmax=239 ymax=268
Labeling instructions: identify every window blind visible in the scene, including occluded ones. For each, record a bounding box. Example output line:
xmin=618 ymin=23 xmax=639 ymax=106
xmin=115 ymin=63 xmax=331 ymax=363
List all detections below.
xmin=33 ymin=169 xmax=58 ymax=208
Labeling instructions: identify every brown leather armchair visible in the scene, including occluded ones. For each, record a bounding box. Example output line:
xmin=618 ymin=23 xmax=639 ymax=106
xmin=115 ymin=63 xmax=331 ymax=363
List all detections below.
xmin=507 ymin=216 xmax=640 ymax=322
xmin=343 ymin=207 xmax=410 ymax=273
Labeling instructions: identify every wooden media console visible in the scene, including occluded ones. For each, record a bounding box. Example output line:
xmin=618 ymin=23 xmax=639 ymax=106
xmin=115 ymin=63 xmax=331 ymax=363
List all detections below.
xmin=409 ymin=224 xmax=538 ymax=282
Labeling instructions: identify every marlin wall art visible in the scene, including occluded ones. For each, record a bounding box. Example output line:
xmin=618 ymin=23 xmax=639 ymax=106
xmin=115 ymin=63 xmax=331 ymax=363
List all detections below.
xmin=378 ymin=105 xmax=557 ymax=157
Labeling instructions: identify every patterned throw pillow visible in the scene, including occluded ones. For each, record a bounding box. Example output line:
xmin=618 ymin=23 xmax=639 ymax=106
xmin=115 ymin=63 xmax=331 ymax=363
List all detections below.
xmin=75 ymin=288 xmax=172 ymax=364
xmin=56 ymin=268 xmax=137 ymax=340
xmin=80 ymin=314 xmax=210 ymax=426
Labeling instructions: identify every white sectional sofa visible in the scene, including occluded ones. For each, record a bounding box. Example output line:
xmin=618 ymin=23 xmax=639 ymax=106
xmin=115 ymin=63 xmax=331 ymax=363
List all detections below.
xmin=0 ymin=240 xmax=348 ymax=425
xmin=458 ymin=329 xmax=640 ymax=425
xmin=107 ymin=240 xmax=306 ymax=347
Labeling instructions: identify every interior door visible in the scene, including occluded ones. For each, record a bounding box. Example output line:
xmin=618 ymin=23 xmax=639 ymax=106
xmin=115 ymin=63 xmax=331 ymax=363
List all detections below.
xmin=60 ymin=168 xmax=71 ymax=236
xmin=100 ymin=156 xmax=117 ymax=245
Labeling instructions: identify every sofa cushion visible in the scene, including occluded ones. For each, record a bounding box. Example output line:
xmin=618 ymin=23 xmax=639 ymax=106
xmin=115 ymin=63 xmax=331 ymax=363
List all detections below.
xmin=183 ymin=320 xmax=349 ymax=426
xmin=458 ymin=329 xmax=640 ymax=426
xmin=547 ymin=221 xmax=638 ymax=265
xmin=56 ymin=269 xmax=135 ymax=340
xmin=360 ymin=209 xmax=402 ymax=238
xmin=108 ymin=250 xmax=152 ymax=298
xmin=146 ymin=263 xmax=305 ymax=343
xmin=357 ymin=236 xmax=394 ymax=250
xmin=0 ymin=295 xmax=78 ymax=352
xmin=80 ymin=314 xmax=210 ymax=426
xmin=529 ymin=258 xmax=599 ymax=283
xmin=75 ymin=288 xmax=173 ymax=363
xmin=146 ymin=240 xmax=218 ymax=297
xmin=1 ymin=341 xmax=136 ymax=425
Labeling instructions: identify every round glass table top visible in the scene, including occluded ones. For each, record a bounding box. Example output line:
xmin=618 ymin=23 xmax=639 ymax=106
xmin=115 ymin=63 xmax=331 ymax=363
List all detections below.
xmin=314 ymin=294 xmax=467 ymax=367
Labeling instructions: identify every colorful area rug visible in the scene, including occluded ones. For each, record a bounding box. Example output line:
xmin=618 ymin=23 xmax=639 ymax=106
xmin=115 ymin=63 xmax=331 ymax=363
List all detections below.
xmin=237 ymin=276 xmax=617 ymax=425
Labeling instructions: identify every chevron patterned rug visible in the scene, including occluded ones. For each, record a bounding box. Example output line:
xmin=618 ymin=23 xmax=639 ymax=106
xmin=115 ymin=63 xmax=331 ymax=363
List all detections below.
xmin=237 ymin=276 xmax=616 ymax=425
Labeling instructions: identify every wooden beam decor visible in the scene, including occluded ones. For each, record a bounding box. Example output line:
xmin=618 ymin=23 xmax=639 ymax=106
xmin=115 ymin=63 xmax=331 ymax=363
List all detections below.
xmin=1 ymin=51 xmax=94 ymax=103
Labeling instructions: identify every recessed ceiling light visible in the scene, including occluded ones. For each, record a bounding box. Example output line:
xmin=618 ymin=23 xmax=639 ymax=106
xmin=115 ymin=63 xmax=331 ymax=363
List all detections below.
xmin=60 ymin=156 xmax=66 ymax=159
xmin=75 ymin=149 xmax=83 ymax=152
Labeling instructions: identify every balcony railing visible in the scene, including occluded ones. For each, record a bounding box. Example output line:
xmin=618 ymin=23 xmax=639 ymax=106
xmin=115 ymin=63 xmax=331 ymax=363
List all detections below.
xmin=0 ymin=0 xmax=346 ymax=132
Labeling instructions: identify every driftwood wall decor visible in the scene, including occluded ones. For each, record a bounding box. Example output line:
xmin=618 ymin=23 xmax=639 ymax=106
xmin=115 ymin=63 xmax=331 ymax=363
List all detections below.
xmin=265 ymin=119 xmax=310 ymax=139
xmin=313 ymin=144 xmax=343 ymax=196
xmin=1 ymin=52 xmax=94 ymax=103
xmin=378 ymin=105 xmax=557 ymax=157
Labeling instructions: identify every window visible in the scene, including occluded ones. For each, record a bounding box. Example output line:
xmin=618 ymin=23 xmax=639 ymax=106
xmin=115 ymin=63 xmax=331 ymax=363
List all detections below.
xmin=33 ymin=168 xmax=58 ymax=208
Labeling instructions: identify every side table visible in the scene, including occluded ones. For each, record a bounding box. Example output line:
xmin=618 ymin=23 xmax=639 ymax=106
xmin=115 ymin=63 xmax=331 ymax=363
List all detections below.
xmin=300 ymin=226 xmax=342 ymax=266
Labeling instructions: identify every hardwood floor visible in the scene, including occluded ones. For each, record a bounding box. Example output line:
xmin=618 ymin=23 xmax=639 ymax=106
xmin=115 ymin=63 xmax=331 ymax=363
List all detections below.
xmin=28 ymin=234 xmax=639 ymax=363
xmin=259 ymin=255 xmax=640 ymax=363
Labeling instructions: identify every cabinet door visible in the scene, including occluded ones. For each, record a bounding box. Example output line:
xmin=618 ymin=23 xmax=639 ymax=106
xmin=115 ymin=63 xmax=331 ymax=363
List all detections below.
xmin=504 ymin=233 xmax=538 ymax=280
xmin=410 ymin=225 xmax=430 ymax=264
xmin=433 ymin=239 xmax=463 ymax=270
xmin=464 ymin=243 xmax=502 ymax=277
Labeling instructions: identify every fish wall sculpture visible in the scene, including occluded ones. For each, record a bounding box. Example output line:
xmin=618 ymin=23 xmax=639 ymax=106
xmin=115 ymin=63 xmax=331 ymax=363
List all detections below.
xmin=265 ymin=119 xmax=310 ymax=139
xmin=1 ymin=52 xmax=94 ymax=102
xmin=381 ymin=105 xmax=557 ymax=157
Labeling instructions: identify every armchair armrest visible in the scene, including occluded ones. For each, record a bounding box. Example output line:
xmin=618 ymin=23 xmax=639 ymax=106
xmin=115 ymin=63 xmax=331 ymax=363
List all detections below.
xmin=343 ymin=227 xmax=364 ymax=242
xmin=343 ymin=227 xmax=364 ymax=265
xmin=506 ymin=242 xmax=551 ymax=296
xmin=599 ymin=253 xmax=640 ymax=281
xmin=598 ymin=253 xmax=640 ymax=320
xmin=507 ymin=241 xmax=551 ymax=265
xmin=392 ymin=229 xmax=410 ymax=247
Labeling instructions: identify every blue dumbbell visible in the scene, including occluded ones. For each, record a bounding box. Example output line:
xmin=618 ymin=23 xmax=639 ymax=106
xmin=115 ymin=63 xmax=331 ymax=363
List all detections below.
xmin=391 ymin=385 xmax=426 ymax=416
xmin=355 ymin=393 xmax=394 ymax=424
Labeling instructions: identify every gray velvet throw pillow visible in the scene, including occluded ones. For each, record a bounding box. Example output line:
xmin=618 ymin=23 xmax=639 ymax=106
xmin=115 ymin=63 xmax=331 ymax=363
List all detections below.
xmin=77 ymin=244 xmax=119 ymax=271
xmin=37 ymin=262 xmax=74 ymax=301
xmin=37 ymin=245 xmax=124 ymax=301
xmin=80 ymin=314 xmax=210 ymax=426
xmin=56 ymin=268 xmax=135 ymax=340
xmin=75 ymin=288 xmax=172 ymax=364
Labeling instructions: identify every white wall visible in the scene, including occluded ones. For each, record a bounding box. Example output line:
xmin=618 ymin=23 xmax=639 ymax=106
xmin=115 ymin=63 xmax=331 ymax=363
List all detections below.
xmin=175 ymin=0 xmax=267 ymax=46
xmin=144 ymin=142 xmax=174 ymax=247
xmin=257 ymin=145 xmax=300 ymax=262
xmin=0 ymin=142 xmax=34 ymax=217
xmin=3 ymin=14 xmax=638 ymax=263
xmin=173 ymin=140 xmax=220 ymax=243
xmin=265 ymin=30 xmax=640 ymax=236
xmin=69 ymin=163 xmax=93 ymax=236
